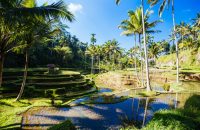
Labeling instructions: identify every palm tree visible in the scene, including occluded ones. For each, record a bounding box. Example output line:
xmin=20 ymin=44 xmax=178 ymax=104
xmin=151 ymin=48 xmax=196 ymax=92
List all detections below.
xmin=104 ymin=39 xmax=121 ymax=70
xmin=192 ymin=14 xmax=200 ymax=48
xmin=118 ymin=13 xmax=140 ymax=83
xmin=86 ymin=44 xmax=96 ymax=74
xmin=91 ymin=33 xmax=97 ymax=45
xmin=87 ymin=34 xmax=97 ymax=74
xmin=15 ymin=19 xmax=54 ymax=101
xmin=118 ymin=6 xmax=162 ymax=90
xmin=0 ymin=0 xmax=74 ymax=22
xmin=103 ymin=40 xmax=113 ymax=63
xmin=95 ymin=45 xmax=102 ymax=73
xmin=0 ymin=0 xmax=74 ymax=87
xmin=176 ymin=22 xmax=191 ymax=50
xmin=0 ymin=22 xmax=19 ymax=87
xmin=148 ymin=42 xmax=161 ymax=65
xmin=148 ymin=0 xmax=179 ymax=83
xmin=110 ymin=39 xmax=121 ymax=70
xmin=14 ymin=0 xmax=74 ymax=101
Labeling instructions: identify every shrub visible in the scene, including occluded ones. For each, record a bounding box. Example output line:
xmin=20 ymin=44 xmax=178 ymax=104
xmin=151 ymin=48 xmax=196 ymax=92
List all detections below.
xmin=162 ymin=83 xmax=170 ymax=91
xmin=143 ymin=109 xmax=200 ymax=130
xmin=184 ymin=95 xmax=200 ymax=110
xmin=45 ymin=90 xmax=54 ymax=97
xmin=24 ymin=86 xmax=43 ymax=97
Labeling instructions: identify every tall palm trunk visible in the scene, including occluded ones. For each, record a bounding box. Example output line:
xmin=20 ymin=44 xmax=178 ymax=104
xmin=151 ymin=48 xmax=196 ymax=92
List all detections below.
xmin=154 ymin=55 xmax=156 ymax=66
xmin=84 ymin=53 xmax=86 ymax=70
xmin=98 ymin=55 xmax=100 ymax=73
xmin=91 ymin=55 xmax=94 ymax=74
xmin=139 ymin=34 xmax=144 ymax=87
xmin=0 ymin=53 xmax=5 ymax=87
xmin=15 ymin=49 xmax=28 ymax=101
xmin=113 ymin=53 xmax=115 ymax=70
xmin=134 ymin=34 xmax=140 ymax=84
xmin=141 ymin=0 xmax=151 ymax=91
xmin=172 ymin=0 xmax=179 ymax=83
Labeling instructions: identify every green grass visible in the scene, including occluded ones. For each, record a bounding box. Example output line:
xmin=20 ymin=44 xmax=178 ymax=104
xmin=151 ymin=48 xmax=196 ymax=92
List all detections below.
xmin=136 ymin=91 xmax=158 ymax=97
xmin=0 ymin=99 xmax=32 ymax=129
xmin=0 ymin=98 xmax=71 ymax=129
xmin=0 ymin=98 xmax=52 ymax=129
xmin=143 ymin=109 xmax=200 ymax=130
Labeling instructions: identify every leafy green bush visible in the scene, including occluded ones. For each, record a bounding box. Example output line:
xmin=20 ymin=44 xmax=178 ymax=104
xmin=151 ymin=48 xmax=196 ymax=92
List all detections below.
xmin=184 ymin=95 xmax=200 ymax=110
xmin=162 ymin=83 xmax=170 ymax=91
xmin=48 ymin=120 xmax=76 ymax=130
xmin=143 ymin=109 xmax=200 ymax=130
xmin=45 ymin=90 xmax=54 ymax=97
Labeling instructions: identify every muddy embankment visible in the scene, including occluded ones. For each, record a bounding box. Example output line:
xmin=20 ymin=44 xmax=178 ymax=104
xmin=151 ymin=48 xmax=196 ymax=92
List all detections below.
xmin=95 ymin=70 xmax=200 ymax=91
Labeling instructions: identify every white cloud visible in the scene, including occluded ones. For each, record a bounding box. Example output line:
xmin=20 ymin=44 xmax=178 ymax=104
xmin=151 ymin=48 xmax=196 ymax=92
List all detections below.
xmin=68 ymin=3 xmax=83 ymax=14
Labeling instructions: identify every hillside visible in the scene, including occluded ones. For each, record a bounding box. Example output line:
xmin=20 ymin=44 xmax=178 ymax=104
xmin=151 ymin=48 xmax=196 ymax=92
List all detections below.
xmin=157 ymin=48 xmax=200 ymax=69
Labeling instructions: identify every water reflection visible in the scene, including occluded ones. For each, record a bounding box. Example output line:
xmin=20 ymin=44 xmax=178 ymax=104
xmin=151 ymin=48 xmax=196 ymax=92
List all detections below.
xmin=22 ymin=87 xmax=200 ymax=129
xmin=22 ymin=96 xmax=181 ymax=129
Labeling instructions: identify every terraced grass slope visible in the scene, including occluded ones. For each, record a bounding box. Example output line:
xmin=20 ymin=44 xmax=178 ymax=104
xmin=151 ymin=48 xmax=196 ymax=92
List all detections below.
xmin=0 ymin=69 xmax=96 ymax=98
xmin=157 ymin=48 xmax=200 ymax=69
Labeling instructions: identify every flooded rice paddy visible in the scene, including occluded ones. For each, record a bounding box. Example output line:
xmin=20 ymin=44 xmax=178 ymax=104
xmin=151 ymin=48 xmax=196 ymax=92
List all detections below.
xmin=22 ymin=81 xmax=200 ymax=130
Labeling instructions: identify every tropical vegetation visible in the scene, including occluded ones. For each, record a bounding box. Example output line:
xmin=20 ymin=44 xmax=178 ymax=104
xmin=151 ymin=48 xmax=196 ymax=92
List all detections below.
xmin=0 ymin=0 xmax=199 ymax=130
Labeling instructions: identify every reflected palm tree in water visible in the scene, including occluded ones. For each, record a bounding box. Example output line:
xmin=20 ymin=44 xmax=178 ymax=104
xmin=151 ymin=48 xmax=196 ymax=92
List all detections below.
xmin=142 ymin=97 xmax=149 ymax=126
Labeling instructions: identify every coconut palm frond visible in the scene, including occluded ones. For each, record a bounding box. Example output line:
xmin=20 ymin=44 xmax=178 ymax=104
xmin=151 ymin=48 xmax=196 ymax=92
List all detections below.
xmin=159 ymin=0 xmax=167 ymax=17
xmin=116 ymin=0 xmax=121 ymax=5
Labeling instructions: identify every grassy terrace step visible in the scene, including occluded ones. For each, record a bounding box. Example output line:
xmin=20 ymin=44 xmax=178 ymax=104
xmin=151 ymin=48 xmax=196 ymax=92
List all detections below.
xmin=26 ymin=80 xmax=86 ymax=85
xmin=0 ymin=87 xmax=19 ymax=93
xmin=2 ymin=79 xmax=22 ymax=84
xmin=8 ymin=80 xmax=88 ymax=89
xmin=31 ymin=74 xmax=82 ymax=78
xmin=3 ymin=71 xmax=46 ymax=76
xmin=39 ymin=85 xmax=94 ymax=95
xmin=3 ymin=74 xmax=83 ymax=80
xmin=27 ymin=77 xmax=79 ymax=83
xmin=57 ymin=87 xmax=97 ymax=98
xmin=3 ymin=76 xmax=22 ymax=80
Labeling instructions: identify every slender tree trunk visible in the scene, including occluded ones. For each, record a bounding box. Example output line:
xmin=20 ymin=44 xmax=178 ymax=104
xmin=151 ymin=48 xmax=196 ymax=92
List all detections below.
xmin=172 ymin=0 xmax=179 ymax=83
xmin=98 ymin=55 xmax=100 ymax=73
xmin=139 ymin=34 xmax=144 ymax=87
xmin=84 ymin=53 xmax=86 ymax=70
xmin=154 ymin=55 xmax=156 ymax=67
xmin=113 ymin=53 xmax=115 ymax=70
xmin=134 ymin=35 xmax=140 ymax=84
xmin=0 ymin=53 xmax=5 ymax=87
xmin=141 ymin=0 xmax=151 ymax=91
xmin=15 ymin=49 xmax=28 ymax=101
xmin=91 ymin=56 xmax=94 ymax=74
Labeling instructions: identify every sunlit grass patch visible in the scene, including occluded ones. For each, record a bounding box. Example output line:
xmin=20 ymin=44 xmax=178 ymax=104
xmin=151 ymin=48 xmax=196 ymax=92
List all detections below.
xmin=136 ymin=91 xmax=158 ymax=97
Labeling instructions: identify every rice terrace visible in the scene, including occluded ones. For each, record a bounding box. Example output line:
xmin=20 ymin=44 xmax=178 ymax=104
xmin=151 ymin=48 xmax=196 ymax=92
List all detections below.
xmin=0 ymin=0 xmax=200 ymax=130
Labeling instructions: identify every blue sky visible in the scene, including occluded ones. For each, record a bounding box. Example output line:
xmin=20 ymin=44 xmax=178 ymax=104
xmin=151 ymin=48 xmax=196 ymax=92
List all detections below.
xmin=38 ymin=0 xmax=200 ymax=50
